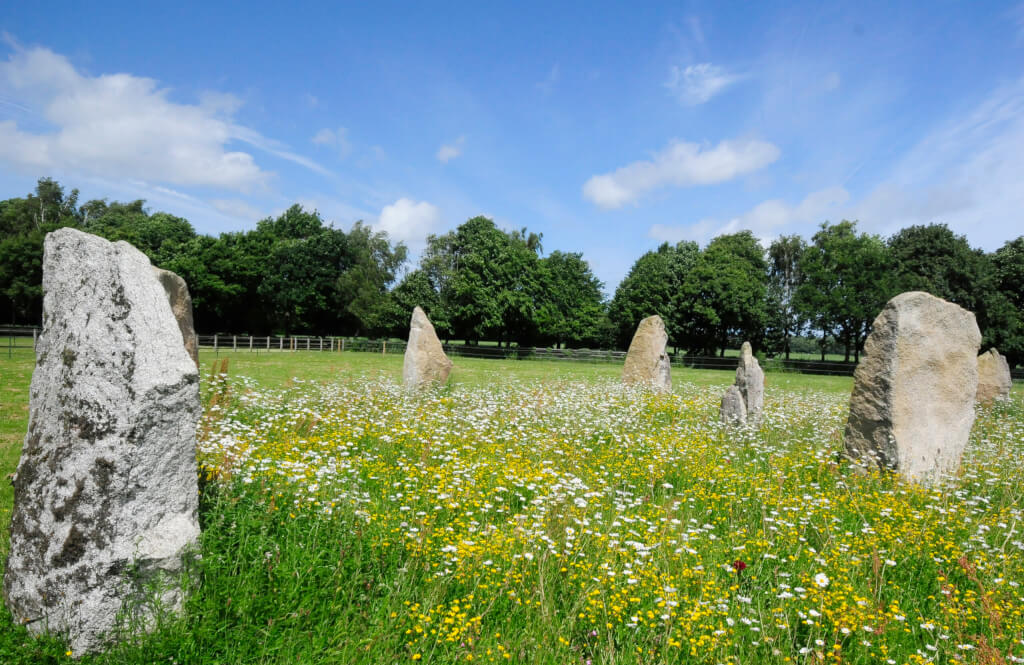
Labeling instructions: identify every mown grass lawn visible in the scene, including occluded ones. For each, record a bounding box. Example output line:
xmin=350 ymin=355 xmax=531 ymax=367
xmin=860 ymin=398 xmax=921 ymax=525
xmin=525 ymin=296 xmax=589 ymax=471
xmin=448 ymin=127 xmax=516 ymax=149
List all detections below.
xmin=0 ymin=350 xmax=1021 ymax=664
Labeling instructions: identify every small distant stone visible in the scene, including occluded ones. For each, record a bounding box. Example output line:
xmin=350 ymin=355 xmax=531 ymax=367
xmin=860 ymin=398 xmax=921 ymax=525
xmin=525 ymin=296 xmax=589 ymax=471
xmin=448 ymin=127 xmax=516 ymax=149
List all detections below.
xmin=719 ymin=342 xmax=765 ymax=426
xmin=720 ymin=385 xmax=746 ymax=425
xmin=4 ymin=228 xmax=201 ymax=655
xmin=403 ymin=306 xmax=452 ymax=389
xmin=976 ymin=348 xmax=1011 ymax=405
xmin=844 ymin=291 xmax=981 ymax=484
xmin=622 ymin=315 xmax=671 ymax=392
xmin=152 ymin=267 xmax=199 ymax=366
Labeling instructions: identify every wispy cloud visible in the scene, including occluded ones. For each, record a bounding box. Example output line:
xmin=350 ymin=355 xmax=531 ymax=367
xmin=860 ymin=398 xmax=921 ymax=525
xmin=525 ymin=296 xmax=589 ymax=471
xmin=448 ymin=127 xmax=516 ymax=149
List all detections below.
xmin=436 ymin=135 xmax=465 ymax=164
xmin=845 ymin=76 xmax=1024 ymax=248
xmin=649 ymin=186 xmax=849 ymax=245
xmin=665 ymin=63 xmax=743 ymax=106
xmin=0 ymin=41 xmax=333 ymax=190
xmin=311 ymin=126 xmax=351 ymax=159
xmin=536 ymin=64 xmax=560 ymax=94
xmin=583 ymin=138 xmax=780 ymax=209
xmin=210 ymin=198 xmax=264 ymax=220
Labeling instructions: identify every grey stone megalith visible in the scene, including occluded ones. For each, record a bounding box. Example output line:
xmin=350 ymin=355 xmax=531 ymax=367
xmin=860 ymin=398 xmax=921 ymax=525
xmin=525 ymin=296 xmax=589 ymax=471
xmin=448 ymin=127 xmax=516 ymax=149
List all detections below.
xmin=719 ymin=341 xmax=765 ymax=426
xmin=152 ymin=267 xmax=199 ymax=367
xmin=622 ymin=315 xmax=671 ymax=392
xmin=844 ymin=291 xmax=981 ymax=484
xmin=402 ymin=306 xmax=453 ymax=388
xmin=4 ymin=228 xmax=201 ymax=655
xmin=976 ymin=348 xmax=1011 ymax=405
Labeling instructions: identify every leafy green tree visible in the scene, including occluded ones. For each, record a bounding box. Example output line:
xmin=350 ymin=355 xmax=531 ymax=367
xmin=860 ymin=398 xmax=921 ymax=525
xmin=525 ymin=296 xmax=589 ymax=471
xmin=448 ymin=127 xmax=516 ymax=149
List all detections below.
xmin=381 ymin=269 xmax=442 ymax=339
xmin=608 ymin=242 xmax=695 ymax=349
xmin=888 ymin=224 xmax=985 ymax=310
xmin=0 ymin=178 xmax=82 ymax=324
xmin=535 ymin=251 xmax=606 ymax=348
xmin=796 ymin=221 xmax=896 ymax=362
xmin=765 ymin=235 xmax=806 ymax=359
xmin=677 ymin=232 xmax=767 ymax=356
xmin=985 ymin=237 xmax=1024 ymax=366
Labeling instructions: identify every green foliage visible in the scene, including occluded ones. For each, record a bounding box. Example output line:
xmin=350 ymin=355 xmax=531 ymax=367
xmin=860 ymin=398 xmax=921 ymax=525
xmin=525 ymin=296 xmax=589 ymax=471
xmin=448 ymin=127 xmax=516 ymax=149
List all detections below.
xmin=796 ymin=221 xmax=896 ymax=362
xmin=609 ymin=242 xmax=695 ymax=348
xmin=677 ymin=232 xmax=767 ymax=355
xmin=764 ymin=235 xmax=806 ymax=359
xmin=535 ymin=251 xmax=607 ymax=347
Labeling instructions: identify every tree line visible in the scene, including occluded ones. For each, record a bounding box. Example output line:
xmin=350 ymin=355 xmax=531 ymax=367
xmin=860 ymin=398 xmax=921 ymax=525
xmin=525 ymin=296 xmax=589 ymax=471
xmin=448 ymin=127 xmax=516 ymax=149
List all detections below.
xmin=1 ymin=178 xmax=1022 ymax=366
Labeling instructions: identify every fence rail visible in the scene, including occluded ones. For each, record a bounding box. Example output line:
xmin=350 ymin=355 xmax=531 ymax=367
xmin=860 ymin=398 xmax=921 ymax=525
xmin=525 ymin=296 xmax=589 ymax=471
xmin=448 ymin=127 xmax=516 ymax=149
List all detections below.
xmin=5 ymin=328 xmax=1024 ymax=381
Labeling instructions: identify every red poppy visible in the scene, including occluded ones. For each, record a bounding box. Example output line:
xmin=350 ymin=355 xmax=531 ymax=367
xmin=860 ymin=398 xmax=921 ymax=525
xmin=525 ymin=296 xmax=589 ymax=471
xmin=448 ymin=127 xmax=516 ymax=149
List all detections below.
xmin=732 ymin=559 xmax=747 ymax=573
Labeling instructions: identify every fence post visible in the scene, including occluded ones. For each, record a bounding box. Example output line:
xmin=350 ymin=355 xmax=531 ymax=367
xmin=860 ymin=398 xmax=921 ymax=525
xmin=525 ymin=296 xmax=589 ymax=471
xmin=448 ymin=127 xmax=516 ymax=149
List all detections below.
xmin=279 ymin=336 xmax=283 ymax=350
xmin=341 ymin=338 xmax=345 ymax=352
xmin=32 ymin=329 xmax=38 ymax=351
xmin=214 ymin=334 xmax=218 ymax=356
xmin=233 ymin=335 xmax=237 ymax=351
xmin=306 ymin=337 xmax=310 ymax=351
xmin=7 ymin=334 xmax=11 ymax=359
xmin=319 ymin=337 xmax=323 ymax=351
xmin=249 ymin=336 xmax=253 ymax=351
xmin=382 ymin=341 xmax=386 ymax=355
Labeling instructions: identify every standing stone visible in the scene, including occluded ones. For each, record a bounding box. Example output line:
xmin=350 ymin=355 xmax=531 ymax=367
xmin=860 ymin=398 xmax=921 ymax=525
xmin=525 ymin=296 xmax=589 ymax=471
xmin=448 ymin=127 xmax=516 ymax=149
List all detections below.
xmin=844 ymin=291 xmax=981 ymax=484
xmin=720 ymin=385 xmax=746 ymax=425
xmin=152 ymin=267 xmax=199 ymax=367
xmin=403 ymin=306 xmax=452 ymax=388
xmin=4 ymin=228 xmax=201 ymax=655
xmin=718 ymin=342 xmax=765 ymax=426
xmin=622 ymin=315 xmax=671 ymax=392
xmin=976 ymin=348 xmax=1012 ymax=405
xmin=735 ymin=342 xmax=765 ymax=425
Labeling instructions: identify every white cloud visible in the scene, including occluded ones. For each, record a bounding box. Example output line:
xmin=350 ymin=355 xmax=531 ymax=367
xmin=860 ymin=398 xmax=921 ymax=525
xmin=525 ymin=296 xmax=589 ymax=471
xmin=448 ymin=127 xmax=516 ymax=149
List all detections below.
xmin=844 ymin=76 xmax=1024 ymax=249
xmin=583 ymin=138 xmax=780 ymax=209
xmin=377 ymin=198 xmax=441 ymax=252
xmin=310 ymin=127 xmax=351 ymax=158
xmin=436 ymin=136 xmax=465 ymax=163
xmin=210 ymin=198 xmax=264 ymax=220
xmin=665 ymin=63 xmax=743 ymax=106
xmin=649 ymin=186 xmax=849 ymax=245
xmin=0 ymin=44 xmax=284 ymax=190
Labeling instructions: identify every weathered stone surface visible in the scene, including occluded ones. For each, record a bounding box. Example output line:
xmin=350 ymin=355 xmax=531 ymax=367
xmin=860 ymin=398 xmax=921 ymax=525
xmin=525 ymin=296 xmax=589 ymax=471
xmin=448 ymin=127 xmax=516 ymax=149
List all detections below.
xmin=4 ymin=228 xmax=201 ymax=655
xmin=844 ymin=291 xmax=981 ymax=484
xmin=402 ymin=306 xmax=452 ymax=388
xmin=720 ymin=385 xmax=746 ymax=425
xmin=622 ymin=315 xmax=671 ymax=392
xmin=976 ymin=348 xmax=1012 ymax=405
xmin=734 ymin=342 xmax=765 ymax=425
xmin=152 ymin=267 xmax=199 ymax=367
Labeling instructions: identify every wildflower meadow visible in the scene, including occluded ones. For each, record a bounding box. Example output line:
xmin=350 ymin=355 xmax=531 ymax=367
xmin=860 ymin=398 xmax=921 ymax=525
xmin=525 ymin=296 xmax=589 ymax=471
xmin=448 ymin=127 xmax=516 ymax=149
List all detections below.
xmin=1 ymin=350 xmax=1022 ymax=664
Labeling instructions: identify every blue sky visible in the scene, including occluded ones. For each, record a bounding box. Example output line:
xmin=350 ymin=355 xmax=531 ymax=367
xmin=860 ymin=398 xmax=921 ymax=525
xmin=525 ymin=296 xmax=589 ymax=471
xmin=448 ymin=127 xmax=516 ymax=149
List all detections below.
xmin=2 ymin=1 xmax=1023 ymax=294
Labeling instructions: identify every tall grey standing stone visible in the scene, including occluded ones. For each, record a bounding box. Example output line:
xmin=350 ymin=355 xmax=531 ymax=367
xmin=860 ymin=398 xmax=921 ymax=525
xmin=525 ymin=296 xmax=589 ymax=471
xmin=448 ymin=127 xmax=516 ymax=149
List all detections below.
xmin=4 ymin=228 xmax=201 ymax=655
xmin=403 ymin=306 xmax=452 ymax=388
xmin=720 ymin=385 xmax=746 ymax=425
xmin=718 ymin=342 xmax=765 ymax=426
xmin=152 ymin=267 xmax=199 ymax=367
xmin=976 ymin=348 xmax=1011 ymax=405
xmin=622 ymin=315 xmax=671 ymax=392
xmin=844 ymin=291 xmax=981 ymax=484
xmin=735 ymin=342 xmax=765 ymax=425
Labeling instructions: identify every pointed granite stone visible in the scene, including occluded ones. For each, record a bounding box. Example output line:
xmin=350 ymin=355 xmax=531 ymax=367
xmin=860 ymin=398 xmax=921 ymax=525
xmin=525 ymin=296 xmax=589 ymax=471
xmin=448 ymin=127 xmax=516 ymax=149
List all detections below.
xmin=621 ymin=315 xmax=671 ymax=392
xmin=976 ymin=348 xmax=1011 ymax=405
xmin=402 ymin=306 xmax=452 ymax=389
xmin=844 ymin=291 xmax=981 ymax=484
xmin=4 ymin=228 xmax=201 ymax=655
xmin=152 ymin=267 xmax=199 ymax=367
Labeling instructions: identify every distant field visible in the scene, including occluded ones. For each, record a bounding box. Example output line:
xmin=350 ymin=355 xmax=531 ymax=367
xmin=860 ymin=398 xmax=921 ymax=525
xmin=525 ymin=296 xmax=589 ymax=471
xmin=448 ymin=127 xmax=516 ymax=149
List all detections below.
xmin=1 ymin=350 xmax=1022 ymax=664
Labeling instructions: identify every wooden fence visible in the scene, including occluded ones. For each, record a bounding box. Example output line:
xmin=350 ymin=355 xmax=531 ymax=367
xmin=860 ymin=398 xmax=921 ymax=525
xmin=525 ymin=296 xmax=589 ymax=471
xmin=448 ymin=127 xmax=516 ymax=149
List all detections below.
xmin=4 ymin=328 xmax=1024 ymax=381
